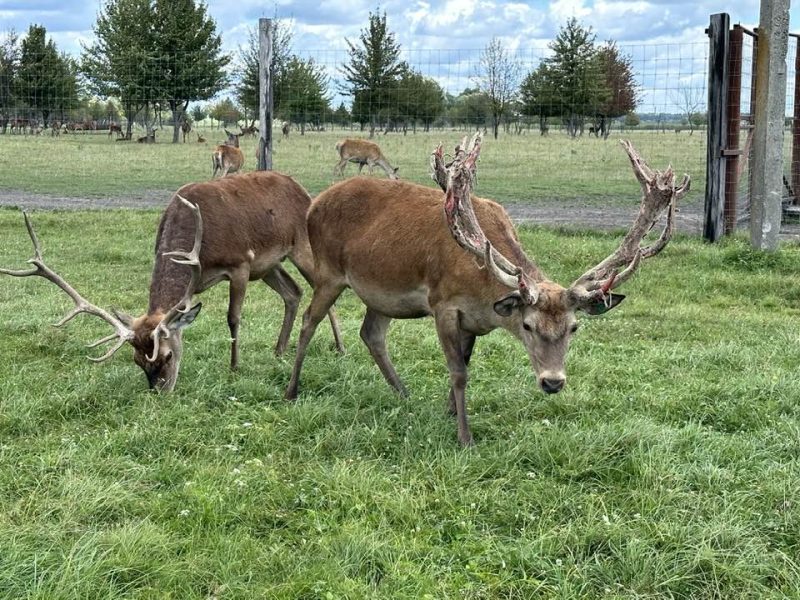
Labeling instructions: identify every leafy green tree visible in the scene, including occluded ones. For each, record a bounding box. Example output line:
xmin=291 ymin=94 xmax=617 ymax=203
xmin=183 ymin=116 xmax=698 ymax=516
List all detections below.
xmin=446 ymin=88 xmax=490 ymax=129
xmin=235 ymin=19 xmax=292 ymax=125
xmin=595 ymin=41 xmax=638 ymax=137
xmin=332 ymin=102 xmax=350 ymax=128
xmin=82 ymin=0 xmax=161 ymax=138
xmin=474 ymin=38 xmax=520 ymax=139
xmin=16 ymin=25 xmax=78 ymax=125
xmin=209 ymin=98 xmax=243 ymax=127
xmin=279 ymin=56 xmax=330 ymax=134
xmin=0 ymin=30 xmax=19 ymax=133
xmin=190 ymin=103 xmax=207 ymax=123
xmin=624 ymin=112 xmax=640 ymax=127
xmin=393 ymin=69 xmax=444 ymax=133
xmin=152 ymin=0 xmax=229 ymax=142
xmin=341 ymin=11 xmax=406 ymax=136
xmin=542 ymin=18 xmax=607 ymax=137
xmin=520 ymin=62 xmax=560 ymax=135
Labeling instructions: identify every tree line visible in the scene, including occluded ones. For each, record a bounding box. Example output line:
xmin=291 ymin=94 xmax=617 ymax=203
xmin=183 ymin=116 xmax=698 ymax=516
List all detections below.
xmin=0 ymin=2 xmax=639 ymax=142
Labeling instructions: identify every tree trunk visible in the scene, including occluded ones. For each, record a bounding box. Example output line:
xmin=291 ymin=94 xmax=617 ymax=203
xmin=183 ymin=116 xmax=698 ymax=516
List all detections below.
xmin=493 ymin=115 xmax=499 ymax=140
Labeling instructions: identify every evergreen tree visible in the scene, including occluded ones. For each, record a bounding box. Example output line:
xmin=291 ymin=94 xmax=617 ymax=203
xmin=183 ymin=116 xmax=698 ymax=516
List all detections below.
xmin=0 ymin=30 xmax=19 ymax=133
xmin=341 ymin=11 xmax=406 ymax=137
xmin=17 ymin=25 xmax=78 ymax=125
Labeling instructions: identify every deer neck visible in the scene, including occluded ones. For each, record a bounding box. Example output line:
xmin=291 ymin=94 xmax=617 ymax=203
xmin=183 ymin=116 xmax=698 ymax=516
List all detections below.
xmin=147 ymin=216 xmax=196 ymax=314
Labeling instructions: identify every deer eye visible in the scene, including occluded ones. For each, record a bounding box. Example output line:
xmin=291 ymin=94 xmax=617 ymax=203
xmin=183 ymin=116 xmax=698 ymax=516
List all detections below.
xmin=523 ymin=322 xmax=532 ymax=332
xmin=570 ymin=323 xmax=579 ymax=334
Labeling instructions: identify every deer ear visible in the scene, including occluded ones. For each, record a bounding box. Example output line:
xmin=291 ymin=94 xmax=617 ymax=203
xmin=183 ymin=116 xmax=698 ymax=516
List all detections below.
xmin=168 ymin=303 xmax=202 ymax=331
xmin=493 ymin=292 xmax=525 ymax=317
xmin=579 ymin=293 xmax=625 ymax=315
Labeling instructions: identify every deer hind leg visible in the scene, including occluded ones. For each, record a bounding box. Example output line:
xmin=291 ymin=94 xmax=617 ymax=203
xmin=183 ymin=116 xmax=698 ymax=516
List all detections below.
xmin=285 ymin=281 xmax=346 ymax=400
xmin=360 ymin=308 xmax=408 ymax=396
xmin=334 ymin=158 xmax=348 ymax=177
xmin=262 ymin=265 xmax=302 ymax=356
xmin=448 ymin=331 xmax=476 ymax=416
xmin=435 ymin=309 xmax=473 ymax=446
xmin=227 ymin=267 xmax=250 ymax=371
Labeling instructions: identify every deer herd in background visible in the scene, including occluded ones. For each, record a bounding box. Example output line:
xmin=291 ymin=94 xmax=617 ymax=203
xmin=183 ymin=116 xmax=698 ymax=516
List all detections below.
xmin=0 ymin=129 xmax=689 ymax=445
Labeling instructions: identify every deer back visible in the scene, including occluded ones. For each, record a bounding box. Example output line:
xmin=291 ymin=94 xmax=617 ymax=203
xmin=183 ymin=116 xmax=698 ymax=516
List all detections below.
xmin=336 ymin=138 xmax=384 ymax=162
xmin=308 ymin=177 xmax=540 ymax=305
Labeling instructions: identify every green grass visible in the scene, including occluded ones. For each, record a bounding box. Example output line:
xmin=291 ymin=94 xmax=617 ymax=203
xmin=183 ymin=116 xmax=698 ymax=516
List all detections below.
xmin=1 ymin=209 xmax=800 ymax=597
xmin=0 ymin=128 xmax=706 ymax=204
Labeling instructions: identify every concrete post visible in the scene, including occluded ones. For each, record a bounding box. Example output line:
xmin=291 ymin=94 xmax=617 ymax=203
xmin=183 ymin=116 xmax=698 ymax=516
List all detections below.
xmin=750 ymin=0 xmax=790 ymax=250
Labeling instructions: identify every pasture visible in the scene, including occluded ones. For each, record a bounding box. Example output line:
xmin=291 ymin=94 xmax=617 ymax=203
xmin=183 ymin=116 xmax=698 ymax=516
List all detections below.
xmin=0 ymin=127 xmax=707 ymax=205
xmin=1 ymin=207 xmax=800 ymax=597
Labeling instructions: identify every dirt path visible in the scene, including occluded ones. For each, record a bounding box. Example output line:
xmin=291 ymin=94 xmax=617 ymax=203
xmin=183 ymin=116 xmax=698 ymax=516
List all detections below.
xmin=2 ymin=189 xmax=798 ymax=241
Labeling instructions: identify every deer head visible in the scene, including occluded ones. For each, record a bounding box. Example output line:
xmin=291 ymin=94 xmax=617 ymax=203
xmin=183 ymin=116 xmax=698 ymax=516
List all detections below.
xmin=442 ymin=135 xmax=690 ymax=393
xmin=1 ymin=197 xmax=205 ymax=392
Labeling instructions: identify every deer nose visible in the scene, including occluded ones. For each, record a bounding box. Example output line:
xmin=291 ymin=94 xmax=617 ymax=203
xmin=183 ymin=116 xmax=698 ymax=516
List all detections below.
xmin=540 ymin=377 xmax=565 ymax=394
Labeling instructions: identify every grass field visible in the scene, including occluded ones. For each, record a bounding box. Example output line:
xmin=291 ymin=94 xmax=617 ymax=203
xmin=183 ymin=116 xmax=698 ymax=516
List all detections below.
xmin=2 ymin=208 xmax=800 ymax=597
xmin=0 ymin=128 xmax=707 ymax=205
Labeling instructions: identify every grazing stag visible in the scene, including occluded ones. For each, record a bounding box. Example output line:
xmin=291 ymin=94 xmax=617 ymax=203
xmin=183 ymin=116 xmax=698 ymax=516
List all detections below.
xmin=1 ymin=172 xmax=344 ymax=392
xmin=181 ymin=120 xmax=192 ymax=143
xmin=281 ymin=121 xmax=290 ymax=138
xmin=334 ymin=138 xmax=399 ymax=179
xmin=286 ymin=134 xmax=689 ymax=445
xmin=212 ymin=129 xmax=244 ymax=178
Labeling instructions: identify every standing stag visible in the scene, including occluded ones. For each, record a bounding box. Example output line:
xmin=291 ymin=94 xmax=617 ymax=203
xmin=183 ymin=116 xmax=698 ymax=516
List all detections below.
xmin=334 ymin=138 xmax=399 ymax=179
xmin=1 ymin=172 xmax=344 ymax=391
xmin=180 ymin=119 xmax=192 ymax=142
xmin=212 ymin=129 xmax=244 ymax=178
xmin=286 ymin=134 xmax=689 ymax=446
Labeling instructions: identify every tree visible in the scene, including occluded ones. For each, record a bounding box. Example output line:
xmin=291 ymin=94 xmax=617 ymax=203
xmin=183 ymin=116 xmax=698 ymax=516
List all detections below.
xmin=446 ymin=88 xmax=490 ymax=129
xmin=235 ymin=19 xmax=293 ymax=124
xmin=474 ymin=38 xmax=520 ymax=139
xmin=82 ymin=0 xmax=161 ymax=138
xmin=624 ymin=112 xmax=640 ymax=128
xmin=520 ymin=62 xmax=560 ymax=135
xmin=190 ymin=103 xmax=207 ymax=123
xmin=208 ymin=98 xmax=243 ymax=128
xmin=594 ymin=41 xmax=638 ymax=138
xmin=0 ymin=30 xmax=19 ymax=133
xmin=672 ymin=86 xmax=704 ymax=135
xmin=280 ymin=56 xmax=330 ymax=134
xmin=16 ymin=25 xmax=78 ymax=125
xmin=341 ymin=11 xmax=406 ymax=137
xmin=152 ymin=0 xmax=229 ymax=142
xmin=332 ymin=102 xmax=350 ymax=128
xmin=542 ymin=18 xmax=607 ymax=137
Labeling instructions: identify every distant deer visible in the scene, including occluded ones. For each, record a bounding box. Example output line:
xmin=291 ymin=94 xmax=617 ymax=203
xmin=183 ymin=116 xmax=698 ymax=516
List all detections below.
xmin=286 ymin=134 xmax=689 ymax=445
xmin=334 ymin=138 xmax=399 ymax=179
xmin=239 ymin=124 xmax=258 ymax=138
xmin=212 ymin=129 xmax=244 ymax=178
xmin=281 ymin=121 xmax=290 ymax=138
xmin=108 ymin=123 xmax=123 ymax=138
xmin=181 ymin=119 xmax=192 ymax=142
xmin=196 ymin=132 xmax=206 ymax=143
xmin=0 ymin=172 xmax=344 ymax=392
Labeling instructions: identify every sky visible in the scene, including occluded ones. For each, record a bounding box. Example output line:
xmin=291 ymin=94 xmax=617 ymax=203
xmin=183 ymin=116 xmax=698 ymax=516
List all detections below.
xmin=0 ymin=0 xmax=791 ymax=112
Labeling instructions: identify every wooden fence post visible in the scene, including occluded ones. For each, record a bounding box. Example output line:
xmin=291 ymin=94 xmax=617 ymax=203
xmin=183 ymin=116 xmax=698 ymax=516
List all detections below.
xmin=705 ymin=13 xmax=730 ymax=242
xmin=257 ymin=18 xmax=273 ymax=171
xmin=792 ymin=36 xmax=800 ymax=205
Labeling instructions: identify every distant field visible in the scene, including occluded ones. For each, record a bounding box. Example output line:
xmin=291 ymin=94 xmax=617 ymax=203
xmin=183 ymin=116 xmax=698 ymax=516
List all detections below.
xmin=1 ymin=210 xmax=800 ymax=597
xmin=0 ymin=127 xmax=706 ymax=205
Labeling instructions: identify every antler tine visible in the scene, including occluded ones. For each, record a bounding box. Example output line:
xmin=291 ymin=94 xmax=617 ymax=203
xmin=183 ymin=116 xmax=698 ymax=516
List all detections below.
xmin=0 ymin=211 xmax=134 ymax=361
xmin=571 ymin=141 xmax=689 ymax=297
xmin=443 ymin=136 xmax=538 ymax=305
xmin=430 ymin=142 xmax=448 ymax=192
xmin=148 ymin=195 xmax=203 ymax=362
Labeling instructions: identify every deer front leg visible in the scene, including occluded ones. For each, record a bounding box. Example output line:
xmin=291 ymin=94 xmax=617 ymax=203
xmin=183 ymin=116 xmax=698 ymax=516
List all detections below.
xmin=227 ymin=267 xmax=249 ymax=371
xmin=359 ymin=308 xmax=407 ymax=396
xmin=448 ymin=331 xmax=476 ymax=416
xmin=435 ymin=310 xmax=473 ymax=446
xmin=262 ymin=266 xmax=302 ymax=356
